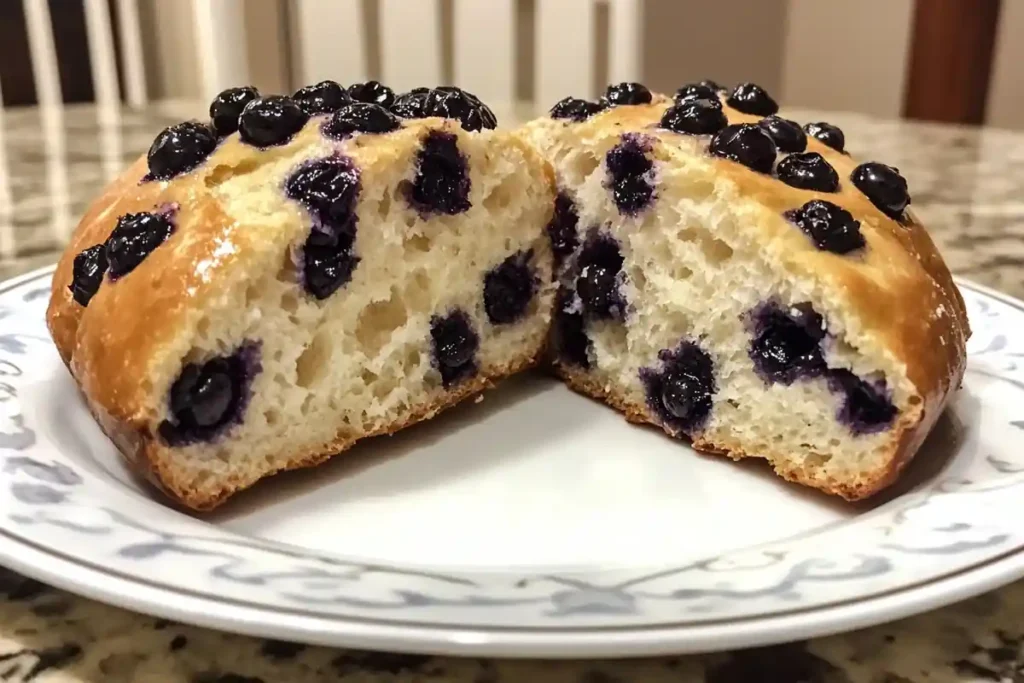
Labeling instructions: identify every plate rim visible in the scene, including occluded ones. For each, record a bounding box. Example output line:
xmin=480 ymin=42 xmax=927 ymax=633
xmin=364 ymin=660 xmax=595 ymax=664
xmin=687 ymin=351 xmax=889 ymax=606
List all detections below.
xmin=0 ymin=522 xmax=1021 ymax=658
xmin=2 ymin=264 xmax=1023 ymax=656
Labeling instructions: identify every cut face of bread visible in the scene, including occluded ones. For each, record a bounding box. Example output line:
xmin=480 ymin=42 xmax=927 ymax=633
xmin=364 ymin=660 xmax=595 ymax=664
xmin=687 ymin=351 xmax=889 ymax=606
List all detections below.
xmin=523 ymin=85 xmax=969 ymax=500
xmin=47 ymin=92 xmax=555 ymax=510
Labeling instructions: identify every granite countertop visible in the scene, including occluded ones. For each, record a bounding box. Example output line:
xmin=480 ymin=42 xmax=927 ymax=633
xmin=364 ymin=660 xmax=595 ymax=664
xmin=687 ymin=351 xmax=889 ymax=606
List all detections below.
xmin=0 ymin=103 xmax=1022 ymax=682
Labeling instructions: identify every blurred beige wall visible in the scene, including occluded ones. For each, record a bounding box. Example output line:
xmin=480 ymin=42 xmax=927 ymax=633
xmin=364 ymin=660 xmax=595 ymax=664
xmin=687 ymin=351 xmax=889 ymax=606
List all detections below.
xmin=138 ymin=0 xmax=1024 ymax=129
xmin=781 ymin=0 xmax=914 ymax=118
xmin=139 ymin=0 xmax=289 ymax=101
xmin=140 ymin=0 xmax=903 ymax=118
xmin=139 ymin=0 xmax=200 ymax=101
xmin=643 ymin=0 xmax=787 ymax=98
xmin=641 ymin=0 xmax=914 ymax=120
xmin=987 ymin=0 xmax=1024 ymax=130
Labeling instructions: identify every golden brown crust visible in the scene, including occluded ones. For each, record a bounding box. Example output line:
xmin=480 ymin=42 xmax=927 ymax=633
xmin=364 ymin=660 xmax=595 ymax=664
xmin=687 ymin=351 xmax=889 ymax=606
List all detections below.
xmin=555 ymin=360 xmax=919 ymax=501
xmin=530 ymin=95 xmax=970 ymax=500
xmin=101 ymin=349 xmax=544 ymax=511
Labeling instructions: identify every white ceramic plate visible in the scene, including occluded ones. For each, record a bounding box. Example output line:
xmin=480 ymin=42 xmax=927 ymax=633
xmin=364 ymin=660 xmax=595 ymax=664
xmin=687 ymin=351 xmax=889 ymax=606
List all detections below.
xmin=1 ymin=266 xmax=1023 ymax=658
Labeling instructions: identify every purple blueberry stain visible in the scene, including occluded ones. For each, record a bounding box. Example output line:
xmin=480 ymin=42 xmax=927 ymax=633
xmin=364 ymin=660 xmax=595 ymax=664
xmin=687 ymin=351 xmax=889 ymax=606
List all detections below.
xmin=575 ymin=232 xmax=626 ymax=321
xmin=284 ymin=155 xmax=361 ymax=300
xmin=553 ymin=285 xmax=591 ymax=369
xmin=746 ymin=301 xmax=828 ymax=385
xmin=546 ymin=192 xmax=580 ymax=268
xmin=483 ymin=250 xmax=538 ymax=325
xmin=158 ymin=341 xmax=262 ymax=447
xmin=430 ymin=309 xmax=479 ymax=388
xmin=402 ymin=131 xmax=471 ymax=216
xmin=745 ymin=301 xmax=899 ymax=435
xmin=640 ymin=341 xmax=716 ymax=436
xmin=828 ymin=369 xmax=897 ymax=435
xmin=605 ymin=133 xmax=655 ymax=216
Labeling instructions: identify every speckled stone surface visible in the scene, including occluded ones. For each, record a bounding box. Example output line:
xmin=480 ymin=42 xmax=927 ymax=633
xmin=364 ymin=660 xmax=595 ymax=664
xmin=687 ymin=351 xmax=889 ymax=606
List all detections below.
xmin=0 ymin=103 xmax=1022 ymax=682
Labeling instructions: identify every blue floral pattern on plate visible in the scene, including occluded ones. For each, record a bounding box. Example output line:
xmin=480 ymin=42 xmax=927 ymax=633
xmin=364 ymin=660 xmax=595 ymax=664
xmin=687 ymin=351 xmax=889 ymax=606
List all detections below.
xmin=0 ymin=266 xmax=1023 ymax=640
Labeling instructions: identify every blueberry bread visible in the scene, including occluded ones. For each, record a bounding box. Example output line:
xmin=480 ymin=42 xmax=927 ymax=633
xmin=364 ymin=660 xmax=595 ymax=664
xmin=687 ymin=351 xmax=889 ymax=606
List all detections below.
xmin=47 ymin=82 xmax=555 ymax=510
xmin=522 ymin=81 xmax=970 ymax=500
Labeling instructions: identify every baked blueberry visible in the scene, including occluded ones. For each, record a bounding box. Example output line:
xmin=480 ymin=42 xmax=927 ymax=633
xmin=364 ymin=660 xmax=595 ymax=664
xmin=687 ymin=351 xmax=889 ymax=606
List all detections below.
xmin=709 ymin=124 xmax=777 ymax=174
xmin=550 ymin=96 xmax=606 ymax=122
xmin=575 ymin=234 xmax=625 ymax=320
xmin=286 ymin=156 xmax=360 ymax=229
xmin=322 ymin=102 xmax=401 ymax=138
xmin=484 ymin=250 xmax=538 ymax=325
xmin=403 ymin=131 xmax=471 ymax=215
xmin=171 ymin=362 xmax=231 ymax=428
xmin=68 ymin=244 xmax=108 ymax=306
xmin=804 ymin=122 xmax=845 ymax=153
xmin=430 ymin=309 xmax=479 ymax=387
xmin=105 ymin=212 xmax=174 ymax=278
xmin=292 ymin=80 xmax=350 ymax=116
xmin=348 ymin=81 xmax=396 ymax=108
xmin=747 ymin=302 xmax=827 ymax=385
xmin=554 ymin=285 xmax=591 ymax=369
xmin=146 ymin=121 xmax=218 ymax=180
xmin=785 ymin=199 xmax=865 ymax=254
xmin=209 ymin=86 xmax=260 ymax=136
xmin=301 ymin=229 xmax=360 ymax=301
xmin=828 ymin=369 xmax=897 ymax=435
xmin=158 ymin=342 xmax=262 ymax=446
xmin=776 ymin=152 xmax=839 ymax=192
xmin=660 ymin=99 xmax=727 ymax=135
xmin=238 ymin=96 xmax=309 ymax=147
xmin=605 ymin=134 xmax=655 ymax=215
xmin=851 ymin=162 xmax=910 ymax=220
xmin=758 ymin=115 xmax=806 ymax=153
xmin=674 ymin=83 xmax=721 ymax=104
xmin=640 ymin=341 xmax=716 ymax=434
xmin=604 ymin=82 xmax=652 ymax=106
xmin=391 ymin=87 xmax=431 ymax=119
xmin=546 ymin=192 xmax=580 ymax=267
xmin=285 ymin=156 xmax=362 ymax=300
xmin=422 ymin=87 xmax=497 ymax=131
xmin=726 ymin=82 xmax=778 ymax=116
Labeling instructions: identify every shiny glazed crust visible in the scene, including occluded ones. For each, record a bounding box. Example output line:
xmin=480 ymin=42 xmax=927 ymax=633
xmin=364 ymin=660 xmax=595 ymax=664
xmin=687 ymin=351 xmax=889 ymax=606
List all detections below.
xmin=526 ymin=97 xmax=970 ymax=500
xmin=46 ymin=117 xmax=554 ymax=509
